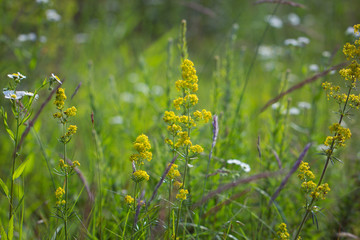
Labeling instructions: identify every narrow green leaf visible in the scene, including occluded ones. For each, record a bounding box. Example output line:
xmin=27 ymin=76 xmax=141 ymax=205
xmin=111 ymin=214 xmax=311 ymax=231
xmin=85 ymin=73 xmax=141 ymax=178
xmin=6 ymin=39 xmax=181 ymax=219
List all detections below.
xmin=0 ymin=177 xmax=9 ymax=198
xmin=2 ymin=111 xmax=15 ymax=142
xmin=13 ymin=160 xmax=28 ymax=180
xmin=0 ymin=221 xmax=8 ymax=240
xmin=8 ymin=216 xmax=13 ymax=240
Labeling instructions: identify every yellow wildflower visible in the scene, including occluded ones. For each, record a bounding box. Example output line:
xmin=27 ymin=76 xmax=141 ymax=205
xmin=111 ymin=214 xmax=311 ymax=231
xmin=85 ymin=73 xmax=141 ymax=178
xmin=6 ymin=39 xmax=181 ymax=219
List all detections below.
xmin=132 ymin=170 xmax=150 ymax=183
xmin=54 ymin=88 xmax=66 ymax=110
xmin=64 ymin=106 xmax=77 ymax=117
xmin=176 ymin=189 xmax=189 ymax=201
xmin=125 ymin=195 xmax=134 ymax=204
xmin=274 ymin=223 xmax=290 ymax=240
xmin=167 ymin=164 xmax=181 ymax=180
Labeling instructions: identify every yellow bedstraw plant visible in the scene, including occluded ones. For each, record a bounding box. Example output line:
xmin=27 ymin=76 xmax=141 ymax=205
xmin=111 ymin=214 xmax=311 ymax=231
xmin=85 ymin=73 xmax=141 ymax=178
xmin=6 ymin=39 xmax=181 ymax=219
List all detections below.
xmin=52 ymin=76 xmax=79 ymax=240
xmin=123 ymin=133 xmax=152 ymax=236
xmin=291 ymin=24 xmax=360 ymax=239
xmin=163 ymin=59 xmax=211 ymax=238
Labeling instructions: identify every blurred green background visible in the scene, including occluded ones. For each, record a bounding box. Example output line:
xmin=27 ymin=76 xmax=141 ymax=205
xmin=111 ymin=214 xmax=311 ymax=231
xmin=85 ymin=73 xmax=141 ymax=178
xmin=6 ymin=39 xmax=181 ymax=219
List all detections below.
xmin=1 ymin=0 xmax=360 ymax=238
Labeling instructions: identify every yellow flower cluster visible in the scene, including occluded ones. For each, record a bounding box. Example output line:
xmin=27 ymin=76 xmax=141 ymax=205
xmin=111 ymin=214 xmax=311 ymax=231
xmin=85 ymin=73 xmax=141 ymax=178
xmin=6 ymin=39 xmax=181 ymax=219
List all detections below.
xmin=55 ymin=187 xmax=66 ymax=206
xmin=132 ymin=170 xmax=150 ymax=183
xmin=176 ymin=59 xmax=199 ymax=92
xmin=64 ymin=106 xmax=77 ymax=117
xmin=173 ymin=181 xmax=183 ymax=189
xmin=129 ymin=134 xmax=152 ymax=164
xmin=54 ymin=88 xmax=67 ymax=110
xmin=176 ymin=189 xmax=189 ymax=201
xmin=324 ymin=123 xmax=351 ymax=148
xmin=298 ymin=161 xmax=330 ymax=201
xmin=59 ymin=159 xmax=80 ymax=173
xmin=163 ymin=59 xmax=211 ymax=153
xmin=167 ymin=164 xmax=181 ymax=180
xmin=310 ymin=183 xmax=330 ymax=200
xmin=274 ymin=223 xmax=290 ymax=240
xmin=297 ymin=162 xmax=315 ymax=181
xmin=61 ymin=125 xmax=78 ymax=144
xmin=53 ymin=88 xmax=77 ymax=126
xmin=125 ymin=195 xmax=134 ymax=204
xmin=323 ymin=25 xmax=360 ymax=104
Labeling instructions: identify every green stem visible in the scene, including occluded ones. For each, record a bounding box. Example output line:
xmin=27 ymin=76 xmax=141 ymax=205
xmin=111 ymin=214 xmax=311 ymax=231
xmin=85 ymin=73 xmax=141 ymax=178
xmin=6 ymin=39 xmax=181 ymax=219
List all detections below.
xmin=9 ymin=111 xmax=20 ymax=220
xmin=168 ymin=182 xmax=172 ymax=239
xmin=122 ymin=208 xmax=131 ymax=239
xmin=63 ymin=122 xmax=68 ymax=240
xmin=294 ymin=85 xmax=352 ymax=240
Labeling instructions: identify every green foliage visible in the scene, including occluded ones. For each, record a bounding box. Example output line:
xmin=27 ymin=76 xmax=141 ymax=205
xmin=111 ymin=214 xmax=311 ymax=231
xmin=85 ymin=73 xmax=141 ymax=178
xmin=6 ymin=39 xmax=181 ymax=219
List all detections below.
xmin=1 ymin=0 xmax=360 ymax=239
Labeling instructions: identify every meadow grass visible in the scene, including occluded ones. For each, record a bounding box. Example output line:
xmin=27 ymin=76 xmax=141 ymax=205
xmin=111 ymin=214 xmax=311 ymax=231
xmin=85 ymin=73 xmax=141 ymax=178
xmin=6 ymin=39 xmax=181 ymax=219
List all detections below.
xmin=1 ymin=1 xmax=360 ymax=239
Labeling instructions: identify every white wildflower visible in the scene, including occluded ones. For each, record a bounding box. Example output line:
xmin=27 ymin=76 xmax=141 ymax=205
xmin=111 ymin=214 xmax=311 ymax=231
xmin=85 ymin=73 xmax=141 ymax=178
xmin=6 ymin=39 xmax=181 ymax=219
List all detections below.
xmin=288 ymin=13 xmax=300 ymax=26
xmin=3 ymin=90 xmax=38 ymax=100
xmin=227 ymin=159 xmax=251 ymax=173
xmin=265 ymin=15 xmax=283 ymax=29
xmin=46 ymin=9 xmax=61 ymax=22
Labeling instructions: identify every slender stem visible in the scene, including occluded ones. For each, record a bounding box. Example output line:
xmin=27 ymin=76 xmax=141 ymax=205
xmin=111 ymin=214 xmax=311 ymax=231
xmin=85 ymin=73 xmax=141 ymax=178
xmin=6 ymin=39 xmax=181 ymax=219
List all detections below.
xmin=122 ymin=208 xmax=131 ymax=239
xmin=131 ymin=182 xmax=138 ymax=238
xmin=175 ymin=101 xmax=191 ymax=239
xmin=63 ymin=121 xmax=68 ymax=240
xmin=9 ymin=110 xmax=20 ymax=220
xmin=168 ymin=182 xmax=172 ymax=239
xmin=294 ymin=85 xmax=352 ymax=240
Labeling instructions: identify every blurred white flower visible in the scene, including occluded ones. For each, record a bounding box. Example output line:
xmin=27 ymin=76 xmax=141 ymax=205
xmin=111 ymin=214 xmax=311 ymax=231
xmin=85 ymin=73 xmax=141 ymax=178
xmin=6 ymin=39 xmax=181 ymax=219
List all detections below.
xmin=3 ymin=90 xmax=38 ymax=100
xmin=51 ymin=73 xmax=62 ymax=84
xmin=284 ymin=39 xmax=298 ymax=47
xmin=227 ymin=159 xmax=251 ymax=173
xmin=322 ymin=51 xmax=331 ymax=58
xmin=265 ymin=15 xmax=283 ymax=29
xmin=309 ymin=64 xmax=319 ymax=72
xmin=39 ymin=36 xmax=47 ymax=43
xmin=330 ymin=70 xmax=336 ymax=75
xmin=258 ymin=45 xmax=283 ymax=59
xmin=271 ymin=102 xmax=280 ymax=110
xmin=121 ymin=92 xmax=134 ymax=102
xmin=8 ymin=72 xmax=26 ymax=80
xmin=284 ymin=37 xmax=309 ymax=47
xmin=297 ymin=37 xmax=310 ymax=46
xmin=298 ymin=101 xmax=311 ymax=109
xmin=46 ymin=9 xmax=61 ymax=22
xmin=17 ymin=33 xmax=37 ymax=42
xmin=346 ymin=26 xmax=360 ymax=37
xmin=288 ymin=107 xmax=300 ymax=115
xmin=288 ymin=13 xmax=300 ymax=26
xmin=110 ymin=115 xmax=123 ymax=125
xmin=135 ymin=82 xmax=149 ymax=95
xmin=36 ymin=0 xmax=49 ymax=3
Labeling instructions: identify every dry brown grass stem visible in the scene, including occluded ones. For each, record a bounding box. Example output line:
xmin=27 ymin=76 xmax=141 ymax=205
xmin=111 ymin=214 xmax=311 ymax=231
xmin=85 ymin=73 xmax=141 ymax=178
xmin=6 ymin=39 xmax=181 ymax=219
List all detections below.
xmin=254 ymin=0 xmax=306 ymax=8
xmin=16 ymin=80 xmax=64 ymax=153
xmin=260 ymin=62 xmax=347 ymax=113
xmin=203 ymin=189 xmax=250 ymax=218
xmin=192 ymin=170 xmax=283 ymax=209
xmin=147 ymin=154 xmax=179 ymax=206
xmin=269 ymin=143 xmax=311 ymax=205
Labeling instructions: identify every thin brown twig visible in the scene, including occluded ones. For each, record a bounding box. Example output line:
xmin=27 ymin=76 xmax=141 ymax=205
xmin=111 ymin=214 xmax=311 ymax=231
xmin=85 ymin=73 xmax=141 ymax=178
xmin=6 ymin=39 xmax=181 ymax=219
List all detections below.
xmin=147 ymin=154 xmax=179 ymax=206
xmin=192 ymin=170 xmax=283 ymax=209
xmin=16 ymin=81 xmax=65 ymax=153
xmin=203 ymin=189 xmax=250 ymax=218
xmin=269 ymin=143 xmax=311 ymax=205
xmin=254 ymin=0 xmax=306 ymax=8
xmin=260 ymin=62 xmax=347 ymax=113
xmin=178 ymin=1 xmax=216 ymax=18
